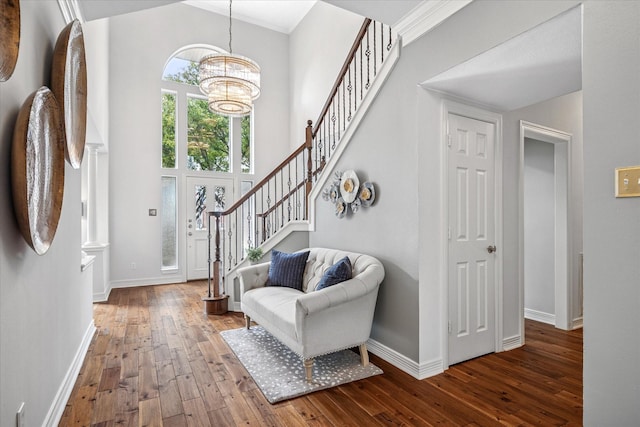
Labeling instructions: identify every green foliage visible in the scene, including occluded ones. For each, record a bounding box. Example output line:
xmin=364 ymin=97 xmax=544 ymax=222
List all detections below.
xmin=241 ymin=116 xmax=251 ymax=173
xmin=161 ymin=60 xmax=252 ymax=173
xmin=164 ymin=60 xmax=200 ymax=86
xmin=187 ymin=98 xmax=230 ymax=172
xmin=161 ymin=93 xmax=176 ymax=168
xmin=246 ymin=247 xmax=263 ymax=262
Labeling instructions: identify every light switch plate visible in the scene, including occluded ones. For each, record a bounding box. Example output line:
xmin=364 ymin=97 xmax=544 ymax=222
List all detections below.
xmin=615 ymin=166 xmax=640 ymax=198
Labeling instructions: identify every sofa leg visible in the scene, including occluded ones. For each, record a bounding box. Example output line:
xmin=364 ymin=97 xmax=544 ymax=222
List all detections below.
xmin=359 ymin=344 xmax=369 ymax=367
xmin=245 ymin=315 xmax=251 ymax=329
xmin=304 ymin=358 xmax=314 ymax=382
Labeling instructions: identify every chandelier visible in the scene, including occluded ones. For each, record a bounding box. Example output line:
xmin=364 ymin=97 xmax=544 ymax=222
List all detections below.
xmin=198 ymin=0 xmax=261 ymax=117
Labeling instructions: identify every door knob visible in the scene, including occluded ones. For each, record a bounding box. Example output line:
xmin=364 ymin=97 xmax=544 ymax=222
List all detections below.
xmin=487 ymin=245 xmax=497 ymax=254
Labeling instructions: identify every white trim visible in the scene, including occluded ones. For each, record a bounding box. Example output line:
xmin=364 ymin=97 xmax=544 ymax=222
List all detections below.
xmin=394 ymin=0 xmax=472 ymax=47
xmin=572 ymin=316 xmax=583 ymax=330
xmin=502 ymin=334 xmax=523 ymax=351
xmin=93 ymin=285 xmax=112 ymax=303
xmin=519 ymin=121 xmax=573 ymax=332
xmin=367 ymin=338 xmax=443 ymax=380
xmin=43 ymin=321 xmax=96 ymax=427
xmin=110 ymin=275 xmax=186 ymax=289
xmin=524 ymin=308 xmax=556 ymax=325
xmin=57 ymin=0 xmax=83 ymax=23
xmin=441 ymin=99 xmax=503 ymax=367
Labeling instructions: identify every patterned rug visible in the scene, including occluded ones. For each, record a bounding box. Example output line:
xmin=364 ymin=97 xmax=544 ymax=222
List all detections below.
xmin=220 ymin=326 xmax=383 ymax=404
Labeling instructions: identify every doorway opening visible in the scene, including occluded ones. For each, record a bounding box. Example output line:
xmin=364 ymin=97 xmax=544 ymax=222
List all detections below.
xmin=519 ymin=121 xmax=573 ymax=334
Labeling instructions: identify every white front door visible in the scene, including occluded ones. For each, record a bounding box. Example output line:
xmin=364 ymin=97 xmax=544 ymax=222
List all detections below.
xmin=186 ymin=176 xmax=233 ymax=281
xmin=448 ymin=113 xmax=496 ymax=365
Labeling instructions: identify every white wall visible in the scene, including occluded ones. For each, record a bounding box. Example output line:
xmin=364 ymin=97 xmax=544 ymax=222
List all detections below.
xmin=0 ymin=1 xmax=94 ymax=425
xmin=523 ymin=138 xmax=556 ymax=317
xmin=582 ymin=1 xmax=640 ymax=424
xmin=107 ymin=3 xmax=291 ymax=286
xmin=289 ymin=2 xmax=363 ymax=148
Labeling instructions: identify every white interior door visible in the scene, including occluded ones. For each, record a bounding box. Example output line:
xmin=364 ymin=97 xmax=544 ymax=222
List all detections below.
xmin=448 ymin=113 xmax=496 ymax=365
xmin=186 ymin=176 xmax=233 ymax=280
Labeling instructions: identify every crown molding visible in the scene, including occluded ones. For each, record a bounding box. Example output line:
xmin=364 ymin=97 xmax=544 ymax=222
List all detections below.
xmin=394 ymin=0 xmax=473 ymax=47
xmin=57 ymin=0 xmax=84 ymax=24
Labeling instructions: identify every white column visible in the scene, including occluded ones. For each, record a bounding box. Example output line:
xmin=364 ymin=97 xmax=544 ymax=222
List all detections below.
xmin=85 ymin=143 xmax=100 ymax=245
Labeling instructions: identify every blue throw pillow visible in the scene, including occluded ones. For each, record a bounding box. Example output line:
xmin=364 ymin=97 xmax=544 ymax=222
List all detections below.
xmin=316 ymin=256 xmax=352 ymax=291
xmin=266 ymin=250 xmax=310 ymax=291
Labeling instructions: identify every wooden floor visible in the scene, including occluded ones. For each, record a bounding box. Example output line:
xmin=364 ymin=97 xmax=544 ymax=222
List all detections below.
xmin=60 ymin=282 xmax=582 ymax=426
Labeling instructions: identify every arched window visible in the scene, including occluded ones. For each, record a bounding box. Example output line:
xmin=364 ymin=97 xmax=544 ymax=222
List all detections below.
xmin=160 ymin=45 xmax=254 ymax=272
xmin=161 ymin=45 xmax=252 ymax=173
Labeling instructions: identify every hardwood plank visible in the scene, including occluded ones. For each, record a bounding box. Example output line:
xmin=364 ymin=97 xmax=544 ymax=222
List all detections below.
xmin=138 ymin=397 xmax=162 ymax=427
xmin=63 ymin=284 xmax=583 ymax=426
xmin=138 ymin=347 xmax=159 ymax=401
xmin=157 ymin=359 xmax=183 ymax=419
xmin=182 ymin=397 xmax=212 ymax=427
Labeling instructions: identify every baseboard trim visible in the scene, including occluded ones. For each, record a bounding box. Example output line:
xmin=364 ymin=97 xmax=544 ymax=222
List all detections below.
xmin=93 ymin=284 xmax=112 ymax=303
xmin=43 ymin=320 xmax=96 ymax=427
xmin=502 ymin=334 xmax=523 ymax=351
xmin=366 ymin=338 xmax=443 ymax=380
xmin=572 ymin=316 xmax=583 ymax=329
xmin=110 ymin=276 xmax=186 ymax=289
xmin=524 ymin=308 xmax=556 ymax=325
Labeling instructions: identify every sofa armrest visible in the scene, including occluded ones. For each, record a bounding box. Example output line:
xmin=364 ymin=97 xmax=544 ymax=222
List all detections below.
xmin=238 ymin=262 xmax=270 ymax=294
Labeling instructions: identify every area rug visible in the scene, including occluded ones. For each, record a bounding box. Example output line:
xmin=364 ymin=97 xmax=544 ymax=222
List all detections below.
xmin=220 ymin=326 xmax=383 ymax=404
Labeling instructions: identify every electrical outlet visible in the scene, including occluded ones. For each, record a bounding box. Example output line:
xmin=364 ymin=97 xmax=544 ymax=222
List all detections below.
xmin=16 ymin=402 xmax=25 ymax=427
xmin=130 ymin=262 xmax=136 ymax=270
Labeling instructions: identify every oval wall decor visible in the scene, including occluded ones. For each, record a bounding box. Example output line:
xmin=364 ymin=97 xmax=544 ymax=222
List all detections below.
xmin=0 ymin=0 xmax=20 ymax=81
xmin=11 ymin=87 xmax=65 ymax=255
xmin=51 ymin=19 xmax=87 ymax=169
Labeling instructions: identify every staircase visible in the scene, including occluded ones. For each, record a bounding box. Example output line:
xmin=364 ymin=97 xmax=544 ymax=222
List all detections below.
xmin=208 ymin=18 xmax=401 ymax=310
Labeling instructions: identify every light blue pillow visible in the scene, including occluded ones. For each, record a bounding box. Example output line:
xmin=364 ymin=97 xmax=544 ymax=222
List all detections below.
xmin=266 ymin=250 xmax=310 ymax=291
xmin=316 ymin=256 xmax=352 ymax=290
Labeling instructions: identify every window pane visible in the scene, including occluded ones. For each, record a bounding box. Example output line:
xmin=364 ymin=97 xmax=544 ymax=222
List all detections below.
xmin=187 ymin=97 xmax=230 ymax=172
xmin=162 ymin=57 xmax=199 ymax=85
xmin=214 ymin=186 xmax=226 ymax=211
xmin=161 ymin=92 xmax=176 ymax=168
xmin=161 ymin=177 xmax=177 ymax=268
xmin=241 ymin=115 xmax=251 ymax=173
xmin=194 ymin=185 xmax=207 ymax=231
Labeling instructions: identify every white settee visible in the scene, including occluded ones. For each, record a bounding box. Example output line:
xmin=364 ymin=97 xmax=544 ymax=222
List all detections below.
xmin=237 ymin=247 xmax=385 ymax=381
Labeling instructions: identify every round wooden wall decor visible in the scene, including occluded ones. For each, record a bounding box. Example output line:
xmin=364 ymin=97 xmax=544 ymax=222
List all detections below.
xmin=11 ymin=87 xmax=65 ymax=255
xmin=51 ymin=19 xmax=87 ymax=169
xmin=0 ymin=0 xmax=20 ymax=81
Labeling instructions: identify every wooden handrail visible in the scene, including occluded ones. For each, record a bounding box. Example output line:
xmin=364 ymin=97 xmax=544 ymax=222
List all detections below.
xmin=312 ymin=18 xmax=372 ymax=138
xmin=219 ymin=123 xmax=312 ymax=216
xmin=256 ymin=163 xmax=326 ymax=219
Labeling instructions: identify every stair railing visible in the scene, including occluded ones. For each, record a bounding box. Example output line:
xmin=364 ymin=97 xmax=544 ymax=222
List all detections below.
xmin=207 ymin=18 xmax=395 ymax=298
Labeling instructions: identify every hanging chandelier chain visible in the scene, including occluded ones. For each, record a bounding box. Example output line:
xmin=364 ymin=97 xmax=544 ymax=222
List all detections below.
xmin=228 ymin=0 xmax=233 ymax=54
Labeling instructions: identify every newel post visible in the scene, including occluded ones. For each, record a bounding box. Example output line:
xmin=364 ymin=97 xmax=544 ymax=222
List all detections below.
xmin=203 ymin=211 xmax=229 ymax=315
xmin=305 ymin=120 xmax=313 ymax=219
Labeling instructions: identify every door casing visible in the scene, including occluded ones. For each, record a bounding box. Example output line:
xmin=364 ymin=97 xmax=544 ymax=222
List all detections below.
xmin=519 ymin=121 xmax=574 ymax=334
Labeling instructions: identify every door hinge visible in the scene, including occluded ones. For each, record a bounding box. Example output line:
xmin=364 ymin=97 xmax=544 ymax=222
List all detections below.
xmin=448 ymin=321 xmax=452 ymax=335
xmin=447 ymin=133 xmax=452 ymax=148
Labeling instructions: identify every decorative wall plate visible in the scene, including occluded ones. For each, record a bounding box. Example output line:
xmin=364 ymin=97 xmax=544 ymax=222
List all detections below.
xmin=0 ymin=0 xmax=20 ymax=81
xmin=11 ymin=87 xmax=65 ymax=255
xmin=359 ymin=182 xmax=376 ymax=207
xmin=51 ymin=19 xmax=87 ymax=169
xmin=340 ymin=170 xmax=359 ymax=203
